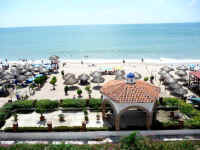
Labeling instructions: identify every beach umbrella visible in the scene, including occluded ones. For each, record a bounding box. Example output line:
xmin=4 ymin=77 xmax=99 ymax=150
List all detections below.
xmin=39 ymin=68 xmax=48 ymax=74
xmin=91 ymin=76 xmax=105 ymax=83
xmin=24 ymin=72 xmax=32 ymax=76
xmin=175 ymin=70 xmax=187 ymax=77
xmin=115 ymin=70 xmax=125 ymax=76
xmin=115 ymin=75 xmax=125 ymax=80
xmin=63 ymin=76 xmax=78 ymax=85
xmin=167 ymin=83 xmax=181 ymax=90
xmin=64 ymin=73 xmax=75 ymax=80
xmin=171 ymin=88 xmax=188 ymax=97
xmin=177 ymin=76 xmax=188 ymax=82
xmin=90 ymin=71 xmax=102 ymax=78
xmin=176 ymin=65 xmax=188 ymax=71
xmin=160 ymin=66 xmax=174 ymax=72
xmin=159 ymin=73 xmax=172 ymax=81
xmin=16 ymin=65 xmax=24 ymax=70
xmin=163 ymin=78 xmax=177 ymax=85
xmin=33 ymin=67 xmax=40 ymax=72
xmin=3 ymin=74 xmax=15 ymax=80
xmin=17 ymin=75 xmax=26 ymax=82
xmin=26 ymin=65 xmax=34 ymax=71
xmin=158 ymin=70 xmax=167 ymax=76
xmin=78 ymin=73 xmax=90 ymax=81
xmin=49 ymin=55 xmax=59 ymax=60
xmin=134 ymin=72 xmax=142 ymax=80
xmin=19 ymin=69 xmax=27 ymax=74
xmin=10 ymin=68 xmax=19 ymax=76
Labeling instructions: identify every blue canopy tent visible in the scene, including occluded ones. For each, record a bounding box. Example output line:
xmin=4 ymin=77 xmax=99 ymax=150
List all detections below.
xmin=26 ymin=77 xmax=35 ymax=83
xmin=188 ymin=97 xmax=200 ymax=106
xmin=35 ymin=74 xmax=43 ymax=78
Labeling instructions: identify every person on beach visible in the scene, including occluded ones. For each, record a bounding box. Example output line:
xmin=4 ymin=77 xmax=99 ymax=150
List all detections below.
xmin=141 ymin=58 xmax=144 ymax=63
xmin=123 ymin=59 xmax=125 ymax=64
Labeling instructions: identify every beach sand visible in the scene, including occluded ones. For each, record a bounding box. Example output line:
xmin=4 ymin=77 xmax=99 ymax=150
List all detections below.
xmin=0 ymin=61 xmax=197 ymax=107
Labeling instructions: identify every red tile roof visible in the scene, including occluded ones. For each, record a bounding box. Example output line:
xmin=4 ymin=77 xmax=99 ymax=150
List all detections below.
xmin=100 ymin=80 xmax=160 ymax=103
xmin=190 ymin=71 xmax=200 ymax=79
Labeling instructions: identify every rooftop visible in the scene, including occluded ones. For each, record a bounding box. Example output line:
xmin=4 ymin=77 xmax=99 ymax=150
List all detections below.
xmin=100 ymin=80 xmax=160 ymax=103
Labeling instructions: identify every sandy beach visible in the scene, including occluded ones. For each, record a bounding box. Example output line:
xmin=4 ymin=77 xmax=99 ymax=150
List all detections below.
xmin=1 ymin=60 xmax=198 ymax=108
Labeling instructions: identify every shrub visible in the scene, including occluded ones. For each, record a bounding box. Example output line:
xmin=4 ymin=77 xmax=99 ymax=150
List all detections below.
xmin=64 ymin=86 xmax=69 ymax=93
xmin=60 ymin=99 xmax=86 ymax=108
xmin=77 ymin=89 xmax=82 ymax=96
xmin=49 ymin=76 xmax=57 ymax=89
xmin=35 ymin=99 xmax=58 ymax=111
xmin=163 ymin=97 xmax=180 ymax=107
xmin=4 ymin=126 xmax=109 ymax=132
xmin=34 ymin=75 xmax=48 ymax=85
xmin=4 ymin=127 xmax=48 ymax=132
xmin=88 ymin=99 xmax=102 ymax=109
xmin=144 ymin=77 xmax=149 ymax=81
xmin=0 ymin=111 xmax=6 ymax=121
xmin=85 ymin=86 xmax=91 ymax=92
xmin=61 ymin=70 xmax=64 ymax=76
xmin=12 ymin=100 xmax=34 ymax=110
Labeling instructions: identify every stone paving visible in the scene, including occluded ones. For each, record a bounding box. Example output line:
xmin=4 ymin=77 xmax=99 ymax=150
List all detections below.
xmin=1 ymin=110 xmax=103 ymax=129
xmin=1 ymin=130 xmax=200 ymax=142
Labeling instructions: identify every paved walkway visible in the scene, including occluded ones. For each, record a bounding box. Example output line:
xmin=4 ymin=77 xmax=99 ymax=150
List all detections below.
xmin=1 ymin=130 xmax=200 ymax=141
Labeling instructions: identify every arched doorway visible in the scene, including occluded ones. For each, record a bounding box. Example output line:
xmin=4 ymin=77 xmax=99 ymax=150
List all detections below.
xmin=115 ymin=106 xmax=152 ymax=130
xmin=101 ymin=99 xmax=117 ymax=128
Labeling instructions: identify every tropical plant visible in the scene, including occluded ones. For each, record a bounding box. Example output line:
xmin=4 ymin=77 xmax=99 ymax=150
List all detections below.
xmin=77 ymin=89 xmax=82 ymax=97
xmin=36 ymin=107 xmax=45 ymax=121
xmin=64 ymin=86 xmax=69 ymax=95
xmin=49 ymin=76 xmax=57 ymax=90
xmin=58 ymin=114 xmax=65 ymax=121
xmin=61 ymin=70 xmax=64 ymax=76
xmin=144 ymin=77 xmax=149 ymax=81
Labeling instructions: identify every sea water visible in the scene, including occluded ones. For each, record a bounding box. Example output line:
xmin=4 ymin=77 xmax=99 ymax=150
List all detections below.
xmin=0 ymin=23 xmax=200 ymax=62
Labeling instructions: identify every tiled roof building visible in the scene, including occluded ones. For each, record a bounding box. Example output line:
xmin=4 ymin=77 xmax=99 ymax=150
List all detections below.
xmin=101 ymin=73 xmax=160 ymax=130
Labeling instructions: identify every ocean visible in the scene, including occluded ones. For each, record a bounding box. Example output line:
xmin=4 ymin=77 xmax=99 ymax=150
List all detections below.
xmin=0 ymin=23 xmax=200 ymax=62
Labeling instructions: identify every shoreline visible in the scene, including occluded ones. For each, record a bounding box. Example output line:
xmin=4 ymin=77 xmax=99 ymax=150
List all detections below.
xmin=2 ymin=58 xmax=200 ymax=65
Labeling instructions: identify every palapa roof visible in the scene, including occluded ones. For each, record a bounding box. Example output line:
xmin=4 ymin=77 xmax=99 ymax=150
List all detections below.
xmin=190 ymin=71 xmax=200 ymax=79
xmin=100 ymin=80 xmax=160 ymax=103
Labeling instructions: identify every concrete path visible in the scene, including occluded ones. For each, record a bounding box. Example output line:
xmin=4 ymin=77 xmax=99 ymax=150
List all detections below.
xmin=1 ymin=130 xmax=200 ymax=141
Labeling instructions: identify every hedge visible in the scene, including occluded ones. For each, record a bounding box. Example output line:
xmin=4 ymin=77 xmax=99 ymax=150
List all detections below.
xmin=60 ymin=99 xmax=86 ymax=108
xmin=88 ymin=98 xmax=102 ymax=109
xmin=159 ymin=97 xmax=200 ymax=129
xmin=35 ymin=99 xmax=59 ymax=112
xmin=4 ymin=126 xmax=109 ymax=132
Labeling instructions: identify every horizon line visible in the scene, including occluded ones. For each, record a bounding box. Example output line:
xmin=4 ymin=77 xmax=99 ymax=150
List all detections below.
xmin=1 ymin=21 xmax=200 ymax=29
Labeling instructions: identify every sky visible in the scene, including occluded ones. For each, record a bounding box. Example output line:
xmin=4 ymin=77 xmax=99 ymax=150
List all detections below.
xmin=0 ymin=0 xmax=200 ymax=27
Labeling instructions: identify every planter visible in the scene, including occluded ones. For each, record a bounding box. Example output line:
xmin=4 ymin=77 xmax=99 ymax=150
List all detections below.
xmin=85 ymin=116 xmax=89 ymax=124
xmin=12 ymin=121 xmax=18 ymax=132
xmin=47 ymin=121 xmax=52 ymax=131
xmin=178 ymin=120 xmax=184 ymax=129
xmin=96 ymin=114 xmax=100 ymax=121
xmin=40 ymin=115 xmax=45 ymax=121
xmin=58 ymin=114 xmax=65 ymax=122
xmin=81 ymin=121 xmax=87 ymax=131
